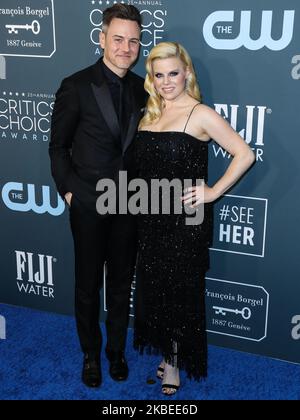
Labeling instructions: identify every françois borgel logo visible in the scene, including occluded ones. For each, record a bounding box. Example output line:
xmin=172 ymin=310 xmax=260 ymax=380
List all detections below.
xmin=203 ymin=10 xmax=295 ymax=51
xmin=15 ymin=250 xmax=55 ymax=298
xmin=0 ymin=0 xmax=56 ymax=58
xmin=206 ymin=278 xmax=269 ymax=341
xmin=213 ymin=103 xmax=268 ymax=163
xmin=0 ymin=91 xmax=55 ymax=143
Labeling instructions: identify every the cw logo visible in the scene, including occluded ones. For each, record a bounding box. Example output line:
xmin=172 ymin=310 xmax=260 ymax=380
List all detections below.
xmin=203 ymin=10 xmax=295 ymax=51
xmin=2 ymin=182 xmax=65 ymax=216
xmin=16 ymin=251 xmax=54 ymax=286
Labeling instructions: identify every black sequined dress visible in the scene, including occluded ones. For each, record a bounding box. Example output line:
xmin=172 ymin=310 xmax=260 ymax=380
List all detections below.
xmin=133 ymin=130 xmax=213 ymax=380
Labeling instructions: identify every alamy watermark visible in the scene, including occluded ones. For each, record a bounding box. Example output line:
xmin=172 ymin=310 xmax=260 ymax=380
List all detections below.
xmin=96 ymin=171 xmax=205 ymax=226
xmin=0 ymin=314 xmax=6 ymax=339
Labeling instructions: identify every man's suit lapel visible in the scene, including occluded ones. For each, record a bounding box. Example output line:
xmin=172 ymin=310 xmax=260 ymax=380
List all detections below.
xmin=91 ymin=59 xmax=143 ymax=153
xmin=91 ymin=59 xmax=120 ymax=141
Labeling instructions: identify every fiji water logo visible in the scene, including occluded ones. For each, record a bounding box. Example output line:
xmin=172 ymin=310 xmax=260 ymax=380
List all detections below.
xmin=2 ymin=182 xmax=65 ymax=216
xmin=203 ymin=10 xmax=295 ymax=51
xmin=0 ymin=0 xmax=56 ymax=58
xmin=15 ymin=250 xmax=55 ymax=298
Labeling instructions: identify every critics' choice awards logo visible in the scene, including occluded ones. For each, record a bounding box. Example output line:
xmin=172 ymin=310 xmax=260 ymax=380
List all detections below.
xmin=211 ymin=195 xmax=268 ymax=258
xmin=203 ymin=10 xmax=295 ymax=51
xmin=15 ymin=250 xmax=56 ymax=298
xmin=89 ymin=0 xmax=168 ymax=57
xmin=0 ymin=91 xmax=54 ymax=143
xmin=1 ymin=182 xmax=65 ymax=216
xmin=206 ymin=278 xmax=269 ymax=341
xmin=0 ymin=0 xmax=56 ymax=58
xmin=213 ymin=103 xmax=268 ymax=163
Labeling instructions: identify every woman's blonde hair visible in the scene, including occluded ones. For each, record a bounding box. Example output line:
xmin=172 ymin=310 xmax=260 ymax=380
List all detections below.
xmin=139 ymin=42 xmax=201 ymax=129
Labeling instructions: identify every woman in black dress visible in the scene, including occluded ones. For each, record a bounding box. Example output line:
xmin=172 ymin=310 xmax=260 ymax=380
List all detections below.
xmin=133 ymin=42 xmax=255 ymax=395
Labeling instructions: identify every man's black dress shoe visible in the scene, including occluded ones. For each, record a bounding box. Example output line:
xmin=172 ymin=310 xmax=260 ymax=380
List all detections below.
xmin=82 ymin=353 xmax=101 ymax=388
xmin=105 ymin=349 xmax=128 ymax=381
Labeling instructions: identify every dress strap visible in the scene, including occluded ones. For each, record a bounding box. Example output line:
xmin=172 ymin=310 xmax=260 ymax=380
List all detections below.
xmin=183 ymin=103 xmax=201 ymax=133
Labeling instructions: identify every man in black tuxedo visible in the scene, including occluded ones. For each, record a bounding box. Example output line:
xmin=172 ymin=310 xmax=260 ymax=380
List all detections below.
xmin=49 ymin=4 xmax=146 ymax=388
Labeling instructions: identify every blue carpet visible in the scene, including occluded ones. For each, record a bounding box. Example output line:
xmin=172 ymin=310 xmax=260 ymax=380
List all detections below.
xmin=0 ymin=303 xmax=299 ymax=400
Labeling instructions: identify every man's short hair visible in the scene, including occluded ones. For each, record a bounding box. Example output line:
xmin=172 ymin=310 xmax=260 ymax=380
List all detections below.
xmin=103 ymin=4 xmax=142 ymax=32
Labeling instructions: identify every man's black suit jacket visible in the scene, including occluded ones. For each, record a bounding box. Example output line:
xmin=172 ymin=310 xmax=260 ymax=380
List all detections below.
xmin=49 ymin=58 xmax=146 ymax=210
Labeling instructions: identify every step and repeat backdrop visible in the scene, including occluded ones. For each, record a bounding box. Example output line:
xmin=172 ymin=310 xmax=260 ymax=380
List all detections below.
xmin=0 ymin=0 xmax=299 ymax=364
